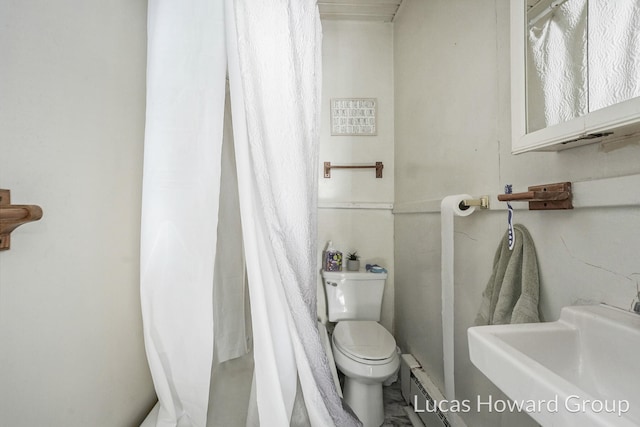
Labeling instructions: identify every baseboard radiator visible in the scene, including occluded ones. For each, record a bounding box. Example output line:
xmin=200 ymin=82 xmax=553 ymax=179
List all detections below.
xmin=400 ymin=354 xmax=451 ymax=427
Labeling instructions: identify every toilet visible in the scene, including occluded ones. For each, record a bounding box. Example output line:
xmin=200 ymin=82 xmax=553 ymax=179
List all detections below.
xmin=321 ymin=270 xmax=399 ymax=427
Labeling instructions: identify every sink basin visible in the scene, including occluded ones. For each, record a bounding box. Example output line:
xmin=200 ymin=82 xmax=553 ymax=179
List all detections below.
xmin=468 ymin=304 xmax=640 ymax=427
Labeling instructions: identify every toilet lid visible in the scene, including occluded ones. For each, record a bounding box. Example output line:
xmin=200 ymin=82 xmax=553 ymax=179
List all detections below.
xmin=333 ymin=321 xmax=396 ymax=361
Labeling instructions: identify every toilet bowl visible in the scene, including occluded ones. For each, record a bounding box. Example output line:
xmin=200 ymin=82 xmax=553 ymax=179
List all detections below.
xmin=332 ymin=321 xmax=399 ymax=427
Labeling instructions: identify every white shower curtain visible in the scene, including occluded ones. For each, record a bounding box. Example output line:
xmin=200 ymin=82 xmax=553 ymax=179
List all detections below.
xmin=140 ymin=1 xmax=361 ymax=426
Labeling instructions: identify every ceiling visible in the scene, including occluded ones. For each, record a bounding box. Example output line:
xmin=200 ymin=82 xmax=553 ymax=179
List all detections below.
xmin=317 ymin=1 xmax=542 ymax=23
xmin=318 ymin=0 xmax=403 ymax=22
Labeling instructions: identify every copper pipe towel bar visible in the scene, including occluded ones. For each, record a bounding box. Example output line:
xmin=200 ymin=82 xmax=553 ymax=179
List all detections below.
xmin=324 ymin=161 xmax=383 ymax=178
xmin=497 ymin=182 xmax=573 ymax=210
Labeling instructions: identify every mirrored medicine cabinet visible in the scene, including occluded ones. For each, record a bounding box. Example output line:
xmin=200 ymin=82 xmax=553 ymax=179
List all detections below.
xmin=511 ymin=0 xmax=640 ymax=153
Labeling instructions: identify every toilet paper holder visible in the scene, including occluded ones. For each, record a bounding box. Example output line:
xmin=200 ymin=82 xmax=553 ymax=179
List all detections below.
xmin=459 ymin=195 xmax=490 ymax=210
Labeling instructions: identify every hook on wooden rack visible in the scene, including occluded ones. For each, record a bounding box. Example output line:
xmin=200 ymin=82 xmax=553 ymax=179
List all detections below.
xmin=0 ymin=189 xmax=43 ymax=250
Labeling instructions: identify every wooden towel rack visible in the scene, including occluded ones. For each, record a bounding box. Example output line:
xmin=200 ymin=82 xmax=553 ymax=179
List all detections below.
xmin=497 ymin=182 xmax=573 ymax=210
xmin=324 ymin=161 xmax=383 ymax=178
xmin=0 ymin=189 xmax=43 ymax=250
xmin=498 ymin=182 xmax=573 ymax=210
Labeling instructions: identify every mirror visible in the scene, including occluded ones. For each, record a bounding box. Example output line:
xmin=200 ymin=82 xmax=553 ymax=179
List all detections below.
xmin=511 ymin=0 xmax=640 ymax=153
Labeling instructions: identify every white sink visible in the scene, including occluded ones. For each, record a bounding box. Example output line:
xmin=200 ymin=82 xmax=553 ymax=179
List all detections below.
xmin=468 ymin=304 xmax=640 ymax=427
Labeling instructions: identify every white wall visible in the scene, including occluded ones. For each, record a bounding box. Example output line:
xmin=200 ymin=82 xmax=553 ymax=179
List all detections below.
xmin=394 ymin=1 xmax=640 ymax=426
xmin=318 ymin=21 xmax=395 ymax=331
xmin=0 ymin=1 xmax=155 ymax=425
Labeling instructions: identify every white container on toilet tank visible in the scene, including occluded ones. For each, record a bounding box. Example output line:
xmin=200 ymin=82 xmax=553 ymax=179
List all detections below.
xmin=322 ymin=270 xmax=388 ymax=322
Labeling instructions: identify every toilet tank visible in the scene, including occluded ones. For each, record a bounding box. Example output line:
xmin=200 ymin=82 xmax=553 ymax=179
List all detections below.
xmin=322 ymin=270 xmax=387 ymax=321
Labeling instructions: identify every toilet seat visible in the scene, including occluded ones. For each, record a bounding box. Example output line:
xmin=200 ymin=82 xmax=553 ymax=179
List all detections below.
xmin=333 ymin=321 xmax=396 ymax=365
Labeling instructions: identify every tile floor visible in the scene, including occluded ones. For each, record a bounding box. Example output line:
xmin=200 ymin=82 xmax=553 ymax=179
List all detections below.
xmin=382 ymin=379 xmax=414 ymax=426
xmin=204 ymin=351 xmax=417 ymax=427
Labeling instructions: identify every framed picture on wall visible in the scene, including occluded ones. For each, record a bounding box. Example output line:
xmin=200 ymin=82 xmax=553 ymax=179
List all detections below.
xmin=330 ymin=98 xmax=377 ymax=136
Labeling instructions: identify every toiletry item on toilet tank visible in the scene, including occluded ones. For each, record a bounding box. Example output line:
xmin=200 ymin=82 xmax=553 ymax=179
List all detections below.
xmin=324 ymin=240 xmax=342 ymax=271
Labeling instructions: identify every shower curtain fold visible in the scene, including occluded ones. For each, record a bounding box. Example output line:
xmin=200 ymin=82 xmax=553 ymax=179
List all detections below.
xmin=141 ymin=1 xmax=361 ymax=426
xmin=212 ymin=85 xmax=248 ymax=364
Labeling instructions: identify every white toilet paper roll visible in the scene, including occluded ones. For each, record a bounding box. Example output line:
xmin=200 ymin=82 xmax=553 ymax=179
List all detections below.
xmin=441 ymin=194 xmax=476 ymax=217
xmin=440 ymin=194 xmax=476 ymax=426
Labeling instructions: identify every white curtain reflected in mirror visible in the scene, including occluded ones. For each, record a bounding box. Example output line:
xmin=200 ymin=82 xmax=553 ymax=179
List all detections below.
xmin=526 ymin=0 xmax=640 ymax=133
xmin=527 ymin=0 xmax=587 ymax=132
xmin=589 ymin=0 xmax=640 ymax=112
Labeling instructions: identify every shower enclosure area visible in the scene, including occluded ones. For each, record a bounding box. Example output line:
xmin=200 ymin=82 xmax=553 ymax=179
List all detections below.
xmin=139 ymin=1 xmax=359 ymax=426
